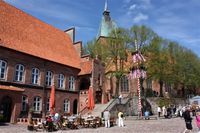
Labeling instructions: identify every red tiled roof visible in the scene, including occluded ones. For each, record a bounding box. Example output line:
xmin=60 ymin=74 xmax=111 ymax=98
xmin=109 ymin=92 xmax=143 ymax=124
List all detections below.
xmin=0 ymin=85 xmax=24 ymax=92
xmin=0 ymin=1 xmax=81 ymax=69
xmin=79 ymin=61 xmax=92 ymax=75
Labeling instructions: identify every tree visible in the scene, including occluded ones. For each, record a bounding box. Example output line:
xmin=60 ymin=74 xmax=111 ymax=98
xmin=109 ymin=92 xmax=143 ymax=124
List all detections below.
xmin=106 ymin=28 xmax=130 ymax=96
xmin=129 ymin=25 xmax=157 ymax=53
xmin=145 ymin=37 xmax=174 ymax=97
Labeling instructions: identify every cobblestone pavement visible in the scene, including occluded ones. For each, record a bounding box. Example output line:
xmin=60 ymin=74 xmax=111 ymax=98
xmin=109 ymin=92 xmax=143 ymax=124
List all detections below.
xmin=0 ymin=118 xmax=199 ymax=133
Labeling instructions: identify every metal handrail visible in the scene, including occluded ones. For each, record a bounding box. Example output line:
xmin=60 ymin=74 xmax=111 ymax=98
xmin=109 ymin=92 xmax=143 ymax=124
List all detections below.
xmin=104 ymin=94 xmax=131 ymax=112
xmin=104 ymin=98 xmax=118 ymax=112
xmin=78 ymin=106 xmax=88 ymax=115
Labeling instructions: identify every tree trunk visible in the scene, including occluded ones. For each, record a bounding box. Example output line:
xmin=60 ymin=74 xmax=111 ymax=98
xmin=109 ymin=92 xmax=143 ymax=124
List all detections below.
xmin=159 ymin=80 xmax=163 ymax=97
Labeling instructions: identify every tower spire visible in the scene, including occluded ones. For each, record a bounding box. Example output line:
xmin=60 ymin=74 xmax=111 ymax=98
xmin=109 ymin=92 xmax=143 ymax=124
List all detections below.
xmin=104 ymin=0 xmax=108 ymax=12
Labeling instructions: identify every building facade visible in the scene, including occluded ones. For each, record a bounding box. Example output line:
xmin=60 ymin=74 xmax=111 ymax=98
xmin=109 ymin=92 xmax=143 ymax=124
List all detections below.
xmin=0 ymin=1 xmax=105 ymax=123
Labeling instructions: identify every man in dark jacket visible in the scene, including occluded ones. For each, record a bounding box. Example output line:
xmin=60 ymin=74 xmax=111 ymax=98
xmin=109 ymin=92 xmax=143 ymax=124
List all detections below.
xmin=183 ymin=107 xmax=192 ymax=133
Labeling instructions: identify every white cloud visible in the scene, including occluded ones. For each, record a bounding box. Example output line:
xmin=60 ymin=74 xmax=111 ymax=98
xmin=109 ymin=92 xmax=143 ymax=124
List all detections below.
xmin=133 ymin=13 xmax=148 ymax=23
xmin=129 ymin=4 xmax=137 ymax=10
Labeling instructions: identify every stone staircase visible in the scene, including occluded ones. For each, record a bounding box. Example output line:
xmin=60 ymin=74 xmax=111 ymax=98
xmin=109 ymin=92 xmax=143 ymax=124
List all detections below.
xmin=91 ymin=99 xmax=115 ymax=117
xmin=91 ymin=96 xmax=131 ymax=117
xmin=128 ymin=96 xmax=139 ymax=116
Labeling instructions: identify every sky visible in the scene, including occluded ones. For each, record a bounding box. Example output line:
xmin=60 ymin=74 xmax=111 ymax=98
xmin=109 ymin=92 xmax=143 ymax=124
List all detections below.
xmin=5 ymin=0 xmax=200 ymax=57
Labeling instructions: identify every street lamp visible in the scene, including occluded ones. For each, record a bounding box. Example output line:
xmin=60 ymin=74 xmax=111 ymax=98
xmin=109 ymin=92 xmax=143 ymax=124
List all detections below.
xmin=129 ymin=40 xmax=146 ymax=119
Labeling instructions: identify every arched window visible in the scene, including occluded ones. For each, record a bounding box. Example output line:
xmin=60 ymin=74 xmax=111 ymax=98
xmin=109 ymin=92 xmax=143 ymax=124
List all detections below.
xmin=69 ymin=76 xmax=75 ymax=91
xmin=63 ymin=99 xmax=70 ymax=113
xmin=46 ymin=71 xmax=53 ymax=86
xmin=46 ymin=97 xmax=50 ymax=112
xmin=58 ymin=74 xmax=65 ymax=89
xmin=120 ymin=76 xmax=129 ymax=92
xmin=21 ymin=95 xmax=28 ymax=111
xmin=0 ymin=60 xmax=7 ymax=79
xmin=33 ymin=96 xmax=42 ymax=111
xmin=15 ymin=64 xmax=25 ymax=82
xmin=31 ymin=68 xmax=40 ymax=85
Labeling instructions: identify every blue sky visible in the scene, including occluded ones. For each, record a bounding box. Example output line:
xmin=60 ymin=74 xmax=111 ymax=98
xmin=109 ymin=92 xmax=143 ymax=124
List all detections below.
xmin=5 ymin=0 xmax=200 ymax=56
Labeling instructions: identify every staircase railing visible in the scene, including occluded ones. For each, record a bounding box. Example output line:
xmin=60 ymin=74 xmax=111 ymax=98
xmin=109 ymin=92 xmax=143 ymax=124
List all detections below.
xmin=78 ymin=106 xmax=88 ymax=115
xmin=104 ymin=98 xmax=118 ymax=112
xmin=104 ymin=94 xmax=131 ymax=113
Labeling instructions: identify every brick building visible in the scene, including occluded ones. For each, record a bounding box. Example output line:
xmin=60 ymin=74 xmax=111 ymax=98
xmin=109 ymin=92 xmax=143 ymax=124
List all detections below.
xmin=0 ymin=1 xmax=105 ymax=123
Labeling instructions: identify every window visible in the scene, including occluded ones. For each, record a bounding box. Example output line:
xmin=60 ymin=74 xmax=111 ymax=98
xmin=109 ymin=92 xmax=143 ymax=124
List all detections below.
xmin=120 ymin=76 xmax=129 ymax=92
xmin=33 ymin=96 xmax=42 ymax=111
xmin=22 ymin=95 xmax=28 ymax=111
xmin=46 ymin=98 xmax=50 ymax=112
xmin=14 ymin=64 xmax=25 ymax=82
xmin=58 ymin=74 xmax=65 ymax=89
xmin=0 ymin=60 xmax=7 ymax=79
xmin=69 ymin=76 xmax=75 ymax=91
xmin=46 ymin=71 xmax=53 ymax=86
xmin=147 ymin=79 xmax=152 ymax=89
xmin=31 ymin=68 xmax=40 ymax=85
xmin=64 ymin=99 xmax=70 ymax=113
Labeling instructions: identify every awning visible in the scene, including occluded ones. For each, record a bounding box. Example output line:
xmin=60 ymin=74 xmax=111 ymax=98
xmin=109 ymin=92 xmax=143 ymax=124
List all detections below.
xmin=0 ymin=85 xmax=24 ymax=92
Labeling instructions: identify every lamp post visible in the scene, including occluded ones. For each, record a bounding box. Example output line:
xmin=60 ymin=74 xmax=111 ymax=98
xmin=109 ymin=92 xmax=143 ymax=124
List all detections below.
xmin=129 ymin=40 xmax=146 ymax=119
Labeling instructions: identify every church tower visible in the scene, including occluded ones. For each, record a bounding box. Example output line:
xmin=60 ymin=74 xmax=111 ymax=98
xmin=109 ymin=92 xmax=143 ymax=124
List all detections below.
xmin=97 ymin=0 xmax=117 ymax=38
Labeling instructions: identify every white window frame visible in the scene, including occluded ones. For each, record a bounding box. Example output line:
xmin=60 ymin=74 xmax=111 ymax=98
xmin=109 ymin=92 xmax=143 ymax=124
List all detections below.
xmin=0 ymin=60 xmax=7 ymax=79
xmin=14 ymin=64 xmax=25 ymax=82
xmin=31 ymin=68 xmax=40 ymax=85
xmin=58 ymin=74 xmax=65 ymax=89
xmin=69 ymin=76 xmax=75 ymax=91
xmin=46 ymin=71 xmax=53 ymax=86
xmin=33 ymin=96 xmax=42 ymax=112
xmin=64 ymin=99 xmax=70 ymax=113
xmin=22 ymin=95 xmax=28 ymax=111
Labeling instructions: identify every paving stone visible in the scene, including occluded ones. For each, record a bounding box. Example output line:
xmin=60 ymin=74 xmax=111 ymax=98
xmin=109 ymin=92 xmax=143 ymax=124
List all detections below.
xmin=0 ymin=118 xmax=199 ymax=133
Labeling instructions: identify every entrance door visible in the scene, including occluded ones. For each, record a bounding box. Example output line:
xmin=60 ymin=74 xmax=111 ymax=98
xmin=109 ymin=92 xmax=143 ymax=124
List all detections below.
xmin=73 ymin=99 xmax=78 ymax=114
xmin=1 ymin=96 xmax=12 ymax=122
xmin=96 ymin=90 xmax=102 ymax=104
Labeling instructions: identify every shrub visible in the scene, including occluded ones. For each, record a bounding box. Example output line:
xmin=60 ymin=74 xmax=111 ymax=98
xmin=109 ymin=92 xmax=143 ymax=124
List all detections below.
xmin=157 ymin=98 xmax=174 ymax=107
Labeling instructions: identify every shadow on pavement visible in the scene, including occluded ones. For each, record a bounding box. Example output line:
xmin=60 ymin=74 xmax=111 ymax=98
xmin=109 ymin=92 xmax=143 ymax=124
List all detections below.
xmin=0 ymin=122 xmax=9 ymax=126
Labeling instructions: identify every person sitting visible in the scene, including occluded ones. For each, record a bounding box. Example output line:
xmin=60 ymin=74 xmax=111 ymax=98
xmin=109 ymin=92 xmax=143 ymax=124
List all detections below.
xmin=144 ymin=110 xmax=150 ymax=120
xmin=47 ymin=115 xmax=54 ymax=132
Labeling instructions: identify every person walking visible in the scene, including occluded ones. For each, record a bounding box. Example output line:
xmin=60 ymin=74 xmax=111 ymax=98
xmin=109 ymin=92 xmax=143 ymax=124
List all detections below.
xmin=196 ymin=111 xmax=200 ymax=132
xmin=183 ymin=107 xmax=192 ymax=133
xmin=118 ymin=111 xmax=124 ymax=127
xmin=118 ymin=94 xmax=123 ymax=104
xmin=162 ymin=106 xmax=166 ymax=116
xmin=103 ymin=109 xmax=111 ymax=128
xmin=157 ymin=106 xmax=161 ymax=118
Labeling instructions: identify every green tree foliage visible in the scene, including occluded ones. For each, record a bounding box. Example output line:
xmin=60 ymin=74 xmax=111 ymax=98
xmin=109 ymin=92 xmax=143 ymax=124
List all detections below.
xmin=84 ymin=25 xmax=200 ymax=98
